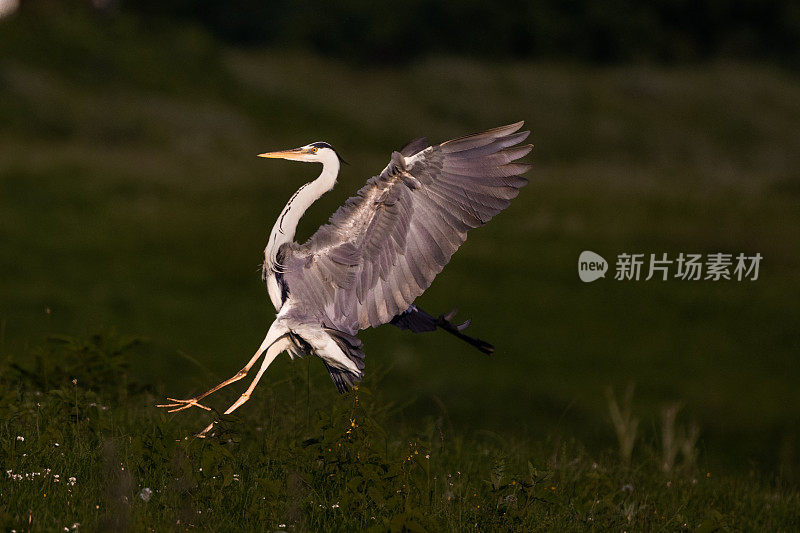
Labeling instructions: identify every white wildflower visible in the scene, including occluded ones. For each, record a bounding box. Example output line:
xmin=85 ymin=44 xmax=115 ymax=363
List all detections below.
xmin=68 ymin=477 xmax=77 ymax=486
xmin=16 ymin=436 xmax=24 ymax=442
xmin=139 ymin=487 xmax=153 ymax=502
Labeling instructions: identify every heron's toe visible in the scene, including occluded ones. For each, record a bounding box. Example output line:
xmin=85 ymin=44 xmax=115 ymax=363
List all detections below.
xmin=157 ymin=398 xmax=212 ymax=412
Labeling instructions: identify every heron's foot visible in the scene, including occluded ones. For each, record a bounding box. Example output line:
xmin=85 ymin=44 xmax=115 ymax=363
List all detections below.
xmin=196 ymin=421 xmax=216 ymax=438
xmin=156 ymin=397 xmax=212 ymax=413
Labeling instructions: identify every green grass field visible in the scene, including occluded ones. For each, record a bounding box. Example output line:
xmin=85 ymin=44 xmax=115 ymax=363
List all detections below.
xmin=2 ymin=334 xmax=798 ymax=531
xmin=2 ymin=9 xmax=800 ymax=530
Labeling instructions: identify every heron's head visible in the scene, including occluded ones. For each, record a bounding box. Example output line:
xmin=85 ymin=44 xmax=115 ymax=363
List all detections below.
xmin=258 ymin=142 xmax=346 ymax=165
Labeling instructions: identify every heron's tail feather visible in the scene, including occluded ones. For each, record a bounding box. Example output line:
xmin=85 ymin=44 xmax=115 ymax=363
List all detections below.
xmin=323 ymin=362 xmax=362 ymax=393
xmin=322 ymin=327 xmax=365 ymax=393
xmin=390 ymin=305 xmax=495 ymax=355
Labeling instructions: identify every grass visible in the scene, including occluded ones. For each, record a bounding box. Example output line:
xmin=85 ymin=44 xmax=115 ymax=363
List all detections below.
xmin=2 ymin=334 xmax=798 ymax=531
xmin=1 ymin=7 xmax=800 ymax=529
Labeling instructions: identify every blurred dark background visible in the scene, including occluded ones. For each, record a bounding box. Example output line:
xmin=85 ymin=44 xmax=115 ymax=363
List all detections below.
xmin=134 ymin=0 xmax=800 ymax=66
xmin=1 ymin=1 xmax=799 ymax=477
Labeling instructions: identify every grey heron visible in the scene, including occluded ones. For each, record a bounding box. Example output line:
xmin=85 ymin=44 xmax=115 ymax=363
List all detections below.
xmin=158 ymin=122 xmax=532 ymax=436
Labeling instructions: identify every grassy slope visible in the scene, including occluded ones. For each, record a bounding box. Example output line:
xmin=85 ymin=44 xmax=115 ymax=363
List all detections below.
xmin=2 ymin=335 xmax=798 ymax=531
xmin=1 ymin=8 xmax=800 ymax=529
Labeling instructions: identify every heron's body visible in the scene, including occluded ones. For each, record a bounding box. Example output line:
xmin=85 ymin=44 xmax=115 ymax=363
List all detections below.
xmin=160 ymin=123 xmax=532 ymax=436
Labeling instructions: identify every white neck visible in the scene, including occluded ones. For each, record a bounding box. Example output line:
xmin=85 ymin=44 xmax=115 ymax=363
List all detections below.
xmin=265 ymin=150 xmax=340 ymax=269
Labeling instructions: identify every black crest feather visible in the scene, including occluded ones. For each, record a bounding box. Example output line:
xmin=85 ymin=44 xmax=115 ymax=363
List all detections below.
xmin=310 ymin=141 xmax=348 ymax=165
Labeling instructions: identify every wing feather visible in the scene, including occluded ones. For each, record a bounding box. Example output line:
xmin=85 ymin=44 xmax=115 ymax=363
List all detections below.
xmin=281 ymin=122 xmax=531 ymax=333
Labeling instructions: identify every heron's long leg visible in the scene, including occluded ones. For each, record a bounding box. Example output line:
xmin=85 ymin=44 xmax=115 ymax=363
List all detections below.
xmin=197 ymin=335 xmax=290 ymax=437
xmin=158 ymin=325 xmax=287 ymax=413
xmin=156 ymin=349 xmax=266 ymax=412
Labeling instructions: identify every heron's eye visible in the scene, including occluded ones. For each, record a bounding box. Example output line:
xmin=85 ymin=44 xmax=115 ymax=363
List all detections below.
xmin=311 ymin=147 xmax=318 ymax=153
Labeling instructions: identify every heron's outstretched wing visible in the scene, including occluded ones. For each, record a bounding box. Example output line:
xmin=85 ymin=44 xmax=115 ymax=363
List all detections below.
xmin=281 ymin=122 xmax=531 ymax=334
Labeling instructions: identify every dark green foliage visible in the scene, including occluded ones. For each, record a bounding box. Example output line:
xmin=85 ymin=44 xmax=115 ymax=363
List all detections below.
xmin=7 ymin=333 xmax=141 ymax=394
xmin=123 ymin=0 xmax=800 ymax=67
xmin=1 ymin=335 xmax=798 ymax=531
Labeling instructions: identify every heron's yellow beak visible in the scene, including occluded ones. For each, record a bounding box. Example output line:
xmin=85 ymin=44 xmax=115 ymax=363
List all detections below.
xmin=257 ymin=148 xmax=311 ymax=161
